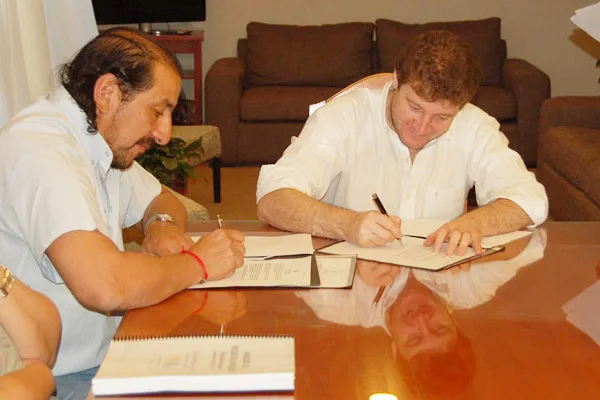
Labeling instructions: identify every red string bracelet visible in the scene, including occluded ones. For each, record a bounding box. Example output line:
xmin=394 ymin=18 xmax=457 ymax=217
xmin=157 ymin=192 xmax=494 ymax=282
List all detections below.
xmin=181 ymin=249 xmax=208 ymax=283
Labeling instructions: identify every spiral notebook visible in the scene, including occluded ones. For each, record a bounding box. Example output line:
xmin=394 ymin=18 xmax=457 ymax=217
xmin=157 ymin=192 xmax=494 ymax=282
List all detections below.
xmin=92 ymin=335 xmax=295 ymax=396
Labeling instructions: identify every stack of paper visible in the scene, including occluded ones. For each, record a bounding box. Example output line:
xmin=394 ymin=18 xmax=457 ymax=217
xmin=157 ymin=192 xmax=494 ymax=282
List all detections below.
xmin=92 ymin=336 xmax=295 ymax=396
xmin=189 ymin=234 xmax=356 ymax=288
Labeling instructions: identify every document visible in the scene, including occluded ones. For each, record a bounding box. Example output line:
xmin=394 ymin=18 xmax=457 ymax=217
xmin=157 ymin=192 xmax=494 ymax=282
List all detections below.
xmin=320 ymin=236 xmax=502 ymax=271
xmin=571 ymin=1 xmax=600 ymax=41
xmin=92 ymin=335 xmax=295 ymax=396
xmin=191 ymin=233 xmax=314 ymax=259
xmin=189 ymin=255 xmax=356 ymax=289
xmin=401 ymin=219 xmax=532 ymax=247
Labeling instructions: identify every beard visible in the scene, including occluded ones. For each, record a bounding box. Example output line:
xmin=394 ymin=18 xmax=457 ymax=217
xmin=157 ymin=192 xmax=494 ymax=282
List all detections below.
xmin=111 ymin=136 xmax=155 ymax=170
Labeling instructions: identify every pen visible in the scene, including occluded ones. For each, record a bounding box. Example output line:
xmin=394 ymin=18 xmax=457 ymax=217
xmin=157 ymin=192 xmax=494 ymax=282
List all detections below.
xmin=217 ymin=214 xmax=225 ymax=229
xmin=371 ymin=193 xmax=402 ymax=246
xmin=372 ymin=285 xmax=386 ymax=306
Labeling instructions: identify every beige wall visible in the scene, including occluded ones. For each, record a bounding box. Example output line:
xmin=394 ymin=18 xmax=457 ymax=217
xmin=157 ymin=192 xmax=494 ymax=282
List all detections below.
xmin=155 ymin=0 xmax=600 ymax=98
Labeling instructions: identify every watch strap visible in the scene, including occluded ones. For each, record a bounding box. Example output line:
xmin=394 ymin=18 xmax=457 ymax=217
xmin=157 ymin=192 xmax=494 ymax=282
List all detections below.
xmin=144 ymin=213 xmax=176 ymax=234
xmin=0 ymin=266 xmax=15 ymax=298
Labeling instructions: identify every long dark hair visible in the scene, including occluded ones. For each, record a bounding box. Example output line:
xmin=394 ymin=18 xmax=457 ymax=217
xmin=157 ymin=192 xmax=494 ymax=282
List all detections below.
xmin=60 ymin=27 xmax=182 ymax=133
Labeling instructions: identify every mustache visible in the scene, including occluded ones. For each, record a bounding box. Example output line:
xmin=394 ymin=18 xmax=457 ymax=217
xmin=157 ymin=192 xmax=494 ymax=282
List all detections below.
xmin=136 ymin=136 xmax=156 ymax=150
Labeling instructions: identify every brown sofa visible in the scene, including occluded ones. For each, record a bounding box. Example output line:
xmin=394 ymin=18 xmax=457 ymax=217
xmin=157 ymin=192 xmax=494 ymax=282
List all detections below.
xmin=206 ymin=18 xmax=550 ymax=167
xmin=537 ymin=96 xmax=600 ymax=220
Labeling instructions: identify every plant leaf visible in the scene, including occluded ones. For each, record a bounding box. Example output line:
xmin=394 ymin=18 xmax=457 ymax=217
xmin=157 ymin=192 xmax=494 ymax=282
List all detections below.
xmin=161 ymin=157 xmax=178 ymax=170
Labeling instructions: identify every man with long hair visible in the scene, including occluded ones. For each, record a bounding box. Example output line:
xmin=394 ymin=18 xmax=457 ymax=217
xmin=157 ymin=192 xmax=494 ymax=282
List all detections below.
xmin=0 ymin=28 xmax=245 ymax=399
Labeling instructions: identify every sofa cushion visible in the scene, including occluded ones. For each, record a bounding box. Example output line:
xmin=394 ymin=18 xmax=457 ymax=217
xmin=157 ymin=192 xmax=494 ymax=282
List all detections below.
xmin=246 ymin=22 xmax=374 ymax=87
xmin=375 ymin=18 xmax=505 ymax=86
xmin=241 ymin=86 xmax=339 ymax=122
xmin=541 ymin=126 xmax=600 ymax=209
xmin=472 ymin=86 xmax=516 ymax=121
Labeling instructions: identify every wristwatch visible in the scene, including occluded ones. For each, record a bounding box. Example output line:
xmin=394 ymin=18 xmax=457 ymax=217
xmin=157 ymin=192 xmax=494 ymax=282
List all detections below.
xmin=0 ymin=266 xmax=15 ymax=298
xmin=144 ymin=213 xmax=176 ymax=233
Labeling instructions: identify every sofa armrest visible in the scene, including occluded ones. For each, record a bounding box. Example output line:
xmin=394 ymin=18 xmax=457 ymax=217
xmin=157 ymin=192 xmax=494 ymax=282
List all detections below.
xmin=205 ymin=57 xmax=245 ymax=164
xmin=503 ymin=58 xmax=551 ymax=166
xmin=540 ymin=96 xmax=600 ymax=136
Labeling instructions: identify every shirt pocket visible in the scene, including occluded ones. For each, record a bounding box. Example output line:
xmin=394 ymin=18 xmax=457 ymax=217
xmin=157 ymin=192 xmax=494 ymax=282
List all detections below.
xmin=424 ymin=187 xmax=466 ymax=220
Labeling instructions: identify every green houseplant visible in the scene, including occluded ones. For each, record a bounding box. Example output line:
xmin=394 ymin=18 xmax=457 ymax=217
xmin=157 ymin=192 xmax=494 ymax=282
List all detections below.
xmin=136 ymin=136 xmax=205 ymax=194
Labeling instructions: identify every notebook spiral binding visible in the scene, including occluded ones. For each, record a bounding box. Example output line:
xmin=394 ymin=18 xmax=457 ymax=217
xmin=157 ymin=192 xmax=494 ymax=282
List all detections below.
xmin=115 ymin=334 xmax=294 ymax=341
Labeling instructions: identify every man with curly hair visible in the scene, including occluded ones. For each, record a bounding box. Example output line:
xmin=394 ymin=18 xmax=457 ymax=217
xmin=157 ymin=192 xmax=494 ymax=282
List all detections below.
xmin=257 ymin=30 xmax=547 ymax=255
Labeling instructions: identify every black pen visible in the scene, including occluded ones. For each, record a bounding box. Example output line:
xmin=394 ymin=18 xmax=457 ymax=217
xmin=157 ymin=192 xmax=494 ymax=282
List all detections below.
xmin=372 ymin=285 xmax=386 ymax=306
xmin=371 ymin=193 xmax=403 ymax=246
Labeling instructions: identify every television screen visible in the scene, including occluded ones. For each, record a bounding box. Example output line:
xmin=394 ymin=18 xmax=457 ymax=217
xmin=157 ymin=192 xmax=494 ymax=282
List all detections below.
xmin=92 ymin=0 xmax=206 ymax=25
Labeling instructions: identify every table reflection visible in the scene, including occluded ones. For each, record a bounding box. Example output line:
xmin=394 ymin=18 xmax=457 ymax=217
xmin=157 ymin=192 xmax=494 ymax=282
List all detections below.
xmin=113 ymin=223 xmax=600 ymax=399
xmin=297 ymin=228 xmax=547 ymax=398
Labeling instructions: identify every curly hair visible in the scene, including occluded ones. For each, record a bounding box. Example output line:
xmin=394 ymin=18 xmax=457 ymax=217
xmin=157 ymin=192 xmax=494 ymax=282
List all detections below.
xmin=394 ymin=30 xmax=481 ymax=107
xmin=59 ymin=27 xmax=183 ymax=133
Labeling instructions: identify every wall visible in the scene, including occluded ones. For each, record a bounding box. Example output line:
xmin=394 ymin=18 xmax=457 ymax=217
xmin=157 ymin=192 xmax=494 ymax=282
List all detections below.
xmin=132 ymin=0 xmax=600 ymax=99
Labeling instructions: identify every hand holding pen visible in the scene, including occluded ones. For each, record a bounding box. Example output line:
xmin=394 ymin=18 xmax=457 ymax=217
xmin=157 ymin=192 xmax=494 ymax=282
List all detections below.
xmin=346 ymin=194 xmax=402 ymax=247
xmin=370 ymin=193 xmax=402 ymax=306
xmin=371 ymin=193 xmax=403 ymax=246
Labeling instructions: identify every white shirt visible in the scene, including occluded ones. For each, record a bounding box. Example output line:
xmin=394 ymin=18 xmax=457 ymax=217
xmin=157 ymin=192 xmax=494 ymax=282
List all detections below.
xmin=257 ymin=82 xmax=548 ymax=225
xmin=0 ymin=87 xmax=161 ymax=375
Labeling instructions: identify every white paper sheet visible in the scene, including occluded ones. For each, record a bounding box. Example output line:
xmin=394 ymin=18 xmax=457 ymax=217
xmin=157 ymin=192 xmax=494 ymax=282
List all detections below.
xmin=401 ymin=219 xmax=532 ymax=248
xmin=571 ymin=2 xmax=600 ymax=42
xmin=189 ymin=255 xmax=355 ymax=289
xmin=191 ymin=233 xmax=314 ymax=259
xmin=320 ymin=236 xmax=486 ymax=271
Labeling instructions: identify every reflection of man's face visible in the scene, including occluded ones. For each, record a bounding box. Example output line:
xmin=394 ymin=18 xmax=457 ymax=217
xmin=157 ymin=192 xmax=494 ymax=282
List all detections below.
xmin=388 ymin=280 xmax=457 ymax=360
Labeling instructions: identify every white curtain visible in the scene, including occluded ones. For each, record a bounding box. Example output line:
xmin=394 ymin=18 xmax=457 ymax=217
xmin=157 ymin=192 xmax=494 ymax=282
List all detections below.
xmin=0 ymin=0 xmax=98 ymax=127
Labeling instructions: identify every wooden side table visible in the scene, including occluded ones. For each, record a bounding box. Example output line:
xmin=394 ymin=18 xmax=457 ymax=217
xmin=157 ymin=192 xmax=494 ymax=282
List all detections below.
xmin=171 ymin=125 xmax=222 ymax=203
xmin=152 ymin=31 xmax=204 ymax=124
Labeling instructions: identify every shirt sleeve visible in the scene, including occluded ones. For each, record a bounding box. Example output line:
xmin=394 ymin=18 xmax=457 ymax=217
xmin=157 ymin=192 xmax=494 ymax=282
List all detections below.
xmin=466 ymin=116 xmax=549 ymax=227
xmin=256 ymin=103 xmax=350 ymax=202
xmin=119 ymin=161 xmax=161 ymax=228
xmin=5 ymin=147 xmax=104 ymax=280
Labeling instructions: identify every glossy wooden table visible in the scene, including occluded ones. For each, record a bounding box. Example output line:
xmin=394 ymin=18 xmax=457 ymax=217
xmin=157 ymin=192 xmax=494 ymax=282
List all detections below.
xmin=103 ymin=221 xmax=600 ymax=400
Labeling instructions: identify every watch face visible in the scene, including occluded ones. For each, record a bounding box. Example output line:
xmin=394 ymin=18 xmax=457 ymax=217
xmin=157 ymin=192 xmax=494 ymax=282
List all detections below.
xmin=156 ymin=214 xmax=175 ymax=223
xmin=144 ymin=213 xmax=176 ymax=234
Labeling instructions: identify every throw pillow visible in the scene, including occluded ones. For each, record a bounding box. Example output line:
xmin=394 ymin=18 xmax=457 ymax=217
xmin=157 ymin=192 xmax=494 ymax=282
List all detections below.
xmin=375 ymin=18 xmax=505 ymax=86
xmin=246 ymin=22 xmax=374 ymax=87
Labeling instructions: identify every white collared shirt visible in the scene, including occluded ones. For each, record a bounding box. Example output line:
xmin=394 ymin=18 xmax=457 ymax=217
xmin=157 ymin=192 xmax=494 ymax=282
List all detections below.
xmin=0 ymin=86 xmax=161 ymax=375
xmin=257 ymin=82 xmax=548 ymax=225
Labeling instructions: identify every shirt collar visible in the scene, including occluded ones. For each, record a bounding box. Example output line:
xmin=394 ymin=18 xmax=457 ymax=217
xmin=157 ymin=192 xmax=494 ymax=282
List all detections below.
xmin=47 ymin=86 xmax=114 ymax=176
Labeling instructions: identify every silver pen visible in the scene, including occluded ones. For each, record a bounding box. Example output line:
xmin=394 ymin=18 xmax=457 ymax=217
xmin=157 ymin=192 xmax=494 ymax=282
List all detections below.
xmin=217 ymin=214 xmax=225 ymax=229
